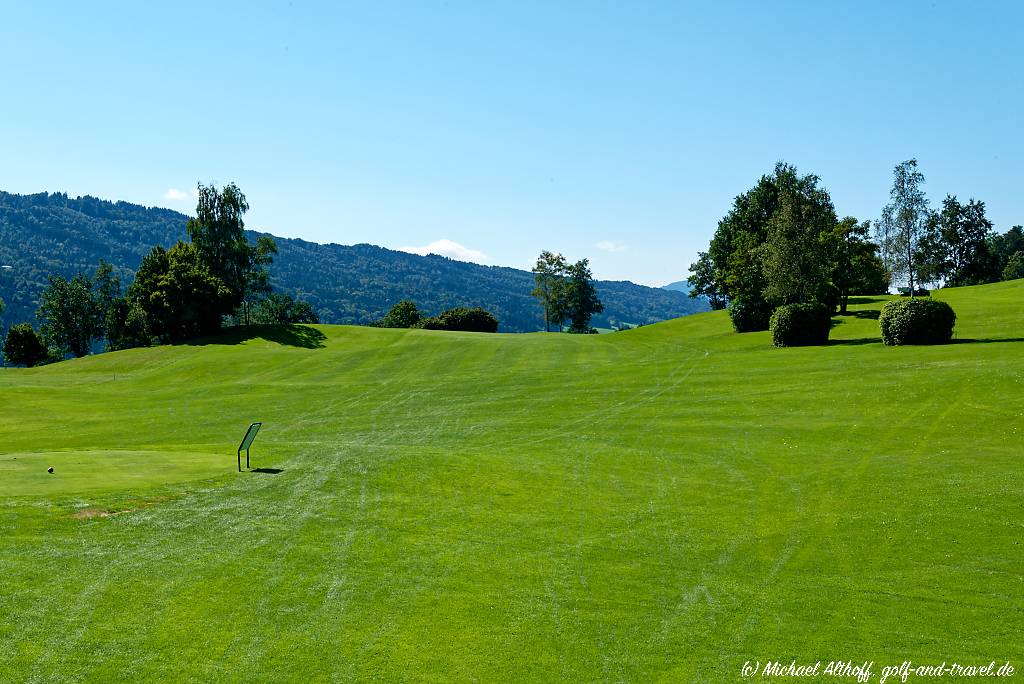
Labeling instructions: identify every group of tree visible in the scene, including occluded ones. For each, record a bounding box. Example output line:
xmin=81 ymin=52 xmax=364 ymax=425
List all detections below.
xmin=2 ymin=261 xmax=133 ymax=364
xmin=873 ymin=159 xmax=1022 ymax=294
xmin=689 ymin=160 xmax=1023 ymax=335
xmin=374 ymin=300 xmax=499 ymax=332
xmin=530 ymin=252 xmax=605 ymax=333
xmin=688 ymin=162 xmax=890 ymax=331
xmin=1 ymin=184 xmax=318 ymax=366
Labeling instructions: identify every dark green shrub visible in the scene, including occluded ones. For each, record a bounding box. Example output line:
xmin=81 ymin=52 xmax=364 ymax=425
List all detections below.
xmin=377 ymin=300 xmax=422 ymax=328
xmin=814 ymin=282 xmax=840 ymax=313
xmin=439 ymin=307 xmax=499 ymax=332
xmin=413 ymin=316 xmax=443 ymax=330
xmin=414 ymin=307 xmax=499 ymax=333
xmin=879 ymin=299 xmax=956 ymax=345
xmin=769 ymin=303 xmax=832 ymax=347
xmin=728 ymin=296 xmax=773 ymax=332
xmin=2 ymin=323 xmax=50 ymax=367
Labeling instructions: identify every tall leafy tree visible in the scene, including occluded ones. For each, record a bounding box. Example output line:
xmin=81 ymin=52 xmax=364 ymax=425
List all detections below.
xmin=876 ymin=159 xmax=930 ymax=296
xmin=531 ymin=251 xmax=568 ymax=331
xmin=89 ymin=260 xmax=143 ymax=349
xmin=129 ymin=242 xmax=232 ymax=342
xmin=562 ymin=259 xmax=603 ymax=333
xmin=187 ymin=183 xmax=251 ymax=305
xmin=704 ymin=163 xmax=797 ymax=306
xmin=37 ymin=273 xmax=104 ymax=358
xmin=695 ymin=162 xmax=839 ymax=330
xmin=762 ymin=169 xmax=837 ymax=304
xmin=186 ymin=183 xmax=277 ymax=324
xmin=129 ymin=245 xmax=171 ymax=336
xmin=920 ymin=195 xmax=995 ymax=286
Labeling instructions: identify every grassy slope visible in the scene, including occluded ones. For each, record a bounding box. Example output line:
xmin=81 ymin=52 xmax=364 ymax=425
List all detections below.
xmin=1 ymin=282 xmax=1022 ymax=681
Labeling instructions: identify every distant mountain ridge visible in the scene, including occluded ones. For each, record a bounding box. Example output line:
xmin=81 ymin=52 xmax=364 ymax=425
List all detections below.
xmin=661 ymin=280 xmax=692 ymax=294
xmin=0 ymin=191 xmax=709 ymax=333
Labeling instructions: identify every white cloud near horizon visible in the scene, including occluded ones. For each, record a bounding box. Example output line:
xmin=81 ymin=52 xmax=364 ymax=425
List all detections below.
xmin=163 ymin=188 xmax=189 ymax=201
xmin=398 ymin=239 xmax=490 ymax=264
xmin=595 ymin=240 xmax=626 ymax=253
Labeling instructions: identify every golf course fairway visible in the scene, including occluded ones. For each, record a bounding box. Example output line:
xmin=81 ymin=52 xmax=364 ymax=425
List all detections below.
xmin=2 ymin=281 xmax=1022 ymax=681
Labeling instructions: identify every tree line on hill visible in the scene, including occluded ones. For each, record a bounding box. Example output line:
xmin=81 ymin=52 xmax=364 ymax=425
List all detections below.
xmin=0 ymin=190 xmax=705 ymax=336
xmin=2 ymin=184 xmax=317 ymax=366
xmin=688 ymin=159 xmax=1024 ymax=335
xmin=5 ymin=184 xmax=612 ymax=365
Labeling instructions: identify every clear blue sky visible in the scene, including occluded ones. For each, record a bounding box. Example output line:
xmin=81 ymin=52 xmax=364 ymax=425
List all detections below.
xmin=2 ymin=2 xmax=1021 ymax=286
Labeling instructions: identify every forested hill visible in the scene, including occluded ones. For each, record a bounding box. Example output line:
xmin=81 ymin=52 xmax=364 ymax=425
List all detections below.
xmin=0 ymin=191 xmax=708 ymax=332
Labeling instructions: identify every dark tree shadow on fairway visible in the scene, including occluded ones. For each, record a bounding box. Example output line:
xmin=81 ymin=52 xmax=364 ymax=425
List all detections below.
xmin=187 ymin=325 xmax=327 ymax=349
xmin=847 ymin=297 xmax=888 ymax=305
xmin=847 ymin=309 xmax=880 ymax=320
xmin=828 ymin=337 xmax=881 ymax=346
xmin=951 ymin=337 xmax=1024 ymax=345
xmin=250 ymin=467 xmax=284 ymax=474
xmin=827 ymin=336 xmax=1024 ymax=347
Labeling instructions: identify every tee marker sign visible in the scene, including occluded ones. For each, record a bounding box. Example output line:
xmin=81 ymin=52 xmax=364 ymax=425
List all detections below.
xmin=237 ymin=422 xmax=262 ymax=472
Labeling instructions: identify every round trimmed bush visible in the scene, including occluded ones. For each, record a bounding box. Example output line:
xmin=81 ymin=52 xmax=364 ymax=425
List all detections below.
xmin=728 ymin=296 xmax=773 ymax=333
xmin=769 ymin=303 xmax=832 ymax=347
xmin=879 ymin=299 xmax=956 ymax=345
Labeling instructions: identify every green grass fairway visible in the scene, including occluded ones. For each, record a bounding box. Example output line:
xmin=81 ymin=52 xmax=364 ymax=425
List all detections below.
xmin=2 ymin=282 xmax=1023 ymax=681
xmin=0 ymin=450 xmax=225 ymax=497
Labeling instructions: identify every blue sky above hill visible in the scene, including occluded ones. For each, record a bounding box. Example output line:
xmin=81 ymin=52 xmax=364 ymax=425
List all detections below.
xmin=1 ymin=1 xmax=1021 ymax=285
